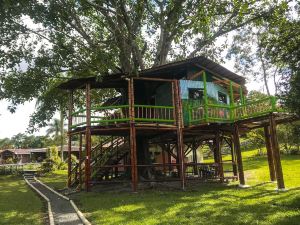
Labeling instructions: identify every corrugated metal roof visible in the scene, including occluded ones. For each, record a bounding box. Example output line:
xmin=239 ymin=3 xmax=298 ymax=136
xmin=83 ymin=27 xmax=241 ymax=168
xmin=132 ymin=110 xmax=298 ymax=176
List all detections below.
xmin=57 ymin=56 xmax=245 ymax=90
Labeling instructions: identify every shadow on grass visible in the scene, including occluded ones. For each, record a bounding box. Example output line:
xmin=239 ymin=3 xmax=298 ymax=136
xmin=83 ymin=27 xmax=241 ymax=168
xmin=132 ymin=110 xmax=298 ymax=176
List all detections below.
xmin=73 ymin=182 xmax=300 ymax=225
xmin=0 ymin=175 xmax=45 ymax=225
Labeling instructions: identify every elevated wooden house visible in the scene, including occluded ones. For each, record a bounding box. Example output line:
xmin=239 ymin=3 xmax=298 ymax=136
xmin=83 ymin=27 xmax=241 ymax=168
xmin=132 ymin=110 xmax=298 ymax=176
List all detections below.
xmin=58 ymin=56 xmax=296 ymax=192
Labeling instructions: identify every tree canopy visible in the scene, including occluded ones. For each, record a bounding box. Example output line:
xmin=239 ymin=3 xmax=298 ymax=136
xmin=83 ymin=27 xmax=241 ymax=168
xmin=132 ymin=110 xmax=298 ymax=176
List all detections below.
xmin=0 ymin=0 xmax=296 ymax=130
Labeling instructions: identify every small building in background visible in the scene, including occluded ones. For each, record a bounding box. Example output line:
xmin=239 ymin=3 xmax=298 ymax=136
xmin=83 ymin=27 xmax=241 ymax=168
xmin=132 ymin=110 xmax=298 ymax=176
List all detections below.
xmin=0 ymin=146 xmax=80 ymax=164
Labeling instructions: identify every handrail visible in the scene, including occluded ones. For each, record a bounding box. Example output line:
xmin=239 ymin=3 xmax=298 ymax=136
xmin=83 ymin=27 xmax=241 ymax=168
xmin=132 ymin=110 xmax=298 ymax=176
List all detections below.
xmin=71 ymin=97 xmax=282 ymax=129
xmin=71 ymin=104 xmax=175 ymax=129
xmin=134 ymin=104 xmax=174 ymax=109
xmin=189 ymin=96 xmax=282 ymax=124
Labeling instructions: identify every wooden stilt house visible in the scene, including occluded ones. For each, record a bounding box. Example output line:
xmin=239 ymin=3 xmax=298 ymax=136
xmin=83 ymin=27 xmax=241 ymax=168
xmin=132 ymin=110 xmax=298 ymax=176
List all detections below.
xmin=58 ymin=56 xmax=297 ymax=192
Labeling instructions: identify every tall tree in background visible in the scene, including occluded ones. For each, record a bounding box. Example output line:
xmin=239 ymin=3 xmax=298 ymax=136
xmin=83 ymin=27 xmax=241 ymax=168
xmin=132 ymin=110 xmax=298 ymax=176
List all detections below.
xmin=0 ymin=0 xmax=288 ymax=130
xmin=261 ymin=8 xmax=300 ymax=115
xmin=227 ymin=1 xmax=299 ymax=110
xmin=46 ymin=119 xmax=61 ymax=141
xmin=227 ymin=27 xmax=281 ymax=96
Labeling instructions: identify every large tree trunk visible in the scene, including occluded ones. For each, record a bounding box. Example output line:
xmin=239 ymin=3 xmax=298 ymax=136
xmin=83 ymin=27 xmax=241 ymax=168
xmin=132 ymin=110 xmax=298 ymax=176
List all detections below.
xmin=136 ymin=136 xmax=153 ymax=180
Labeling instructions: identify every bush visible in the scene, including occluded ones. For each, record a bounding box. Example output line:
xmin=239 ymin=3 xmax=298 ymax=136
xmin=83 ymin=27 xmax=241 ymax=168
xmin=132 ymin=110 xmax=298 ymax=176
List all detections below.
xmin=4 ymin=157 xmax=14 ymax=164
xmin=71 ymin=154 xmax=78 ymax=165
xmin=58 ymin=162 xmax=67 ymax=170
xmin=41 ymin=146 xmax=62 ymax=173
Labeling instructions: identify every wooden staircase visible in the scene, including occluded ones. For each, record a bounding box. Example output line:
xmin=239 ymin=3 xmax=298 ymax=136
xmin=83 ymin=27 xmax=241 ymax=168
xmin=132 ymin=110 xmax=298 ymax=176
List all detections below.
xmin=69 ymin=136 xmax=129 ymax=189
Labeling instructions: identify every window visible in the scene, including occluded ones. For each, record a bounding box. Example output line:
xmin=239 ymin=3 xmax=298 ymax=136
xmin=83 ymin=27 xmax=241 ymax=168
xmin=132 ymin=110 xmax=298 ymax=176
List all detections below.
xmin=218 ymin=92 xmax=227 ymax=104
xmin=188 ymin=88 xmax=204 ymax=100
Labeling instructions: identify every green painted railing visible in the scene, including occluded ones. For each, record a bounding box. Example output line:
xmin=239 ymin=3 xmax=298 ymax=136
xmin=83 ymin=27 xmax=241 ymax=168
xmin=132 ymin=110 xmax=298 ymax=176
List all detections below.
xmin=71 ymin=105 xmax=130 ymax=129
xmin=189 ymin=96 xmax=281 ymax=125
xmin=71 ymin=97 xmax=281 ymax=129
xmin=71 ymin=105 xmax=175 ymax=129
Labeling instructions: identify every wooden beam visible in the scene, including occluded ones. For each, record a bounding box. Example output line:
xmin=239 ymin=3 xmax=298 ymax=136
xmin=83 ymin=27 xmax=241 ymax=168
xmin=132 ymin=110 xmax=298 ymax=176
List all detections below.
xmin=233 ymin=124 xmax=246 ymax=186
xmin=67 ymin=90 xmax=73 ymax=188
xmin=173 ymin=80 xmax=186 ymax=190
xmin=264 ymin=126 xmax=276 ymax=182
xmin=187 ymin=70 xmax=204 ymax=80
xmin=192 ymin=141 xmax=198 ymax=175
xmin=128 ymin=78 xmax=138 ymax=192
xmin=78 ymin=133 xmax=83 ymax=190
xmin=133 ymin=77 xmax=174 ymax=82
xmin=85 ymin=83 xmax=92 ymax=191
xmin=269 ymin=114 xmax=285 ymax=189
xmin=215 ymin=131 xmax=224 ymax=182
xmin=229 ymin=136 xmax=238 ymax=177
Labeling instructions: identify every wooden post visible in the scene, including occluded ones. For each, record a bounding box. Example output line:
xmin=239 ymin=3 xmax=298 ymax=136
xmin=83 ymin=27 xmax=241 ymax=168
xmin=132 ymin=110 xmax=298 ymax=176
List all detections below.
xmin=264 ymin=126 xmax=276 ymax=182
xmin=203 ymin=71 xmax=208 ymax=122
xmin=215 ymin=131 xmax=224 ymax=182
xmin=192 ymin=142 xmax=198 ymax=176
xmin=230 ymin=81 xmax=234 ymax=120
xmin=230 ymin=136 xmax=238 ymax=177
xmin=168 ymin=143 xmax=172 ymax=173
xmin=233 ymin=124 xmax=246 ymax=186
xmin=239 ymin=86 xmax=244 ymax=104
xmin=128 ymin=78 xmax=138 ymax=192
xmin=67 ymin=90 xmax=73 ymax=188
xmin=85 ymin=83 xmax=92 ymax=191
xmin=269 ymin=114 xmax=285 ymax=189
xmin=78 ymin=133 xmax=83 ymax=190
xmin=161 ymin=145 xmax=167 ymax=175
xmin=173 ymin=80 xmax=185 ymax=190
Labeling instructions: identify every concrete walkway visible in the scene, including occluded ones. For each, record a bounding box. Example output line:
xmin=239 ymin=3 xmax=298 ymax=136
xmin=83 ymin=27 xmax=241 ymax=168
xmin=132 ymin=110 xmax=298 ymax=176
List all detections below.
xmin=26 ymin=177 xmax=83 ymax=225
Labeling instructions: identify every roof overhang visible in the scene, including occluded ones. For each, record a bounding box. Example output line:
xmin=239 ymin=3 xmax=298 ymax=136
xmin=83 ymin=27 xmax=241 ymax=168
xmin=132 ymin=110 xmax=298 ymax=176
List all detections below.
xmin=57 ymin=56 xmax=245 ymax=90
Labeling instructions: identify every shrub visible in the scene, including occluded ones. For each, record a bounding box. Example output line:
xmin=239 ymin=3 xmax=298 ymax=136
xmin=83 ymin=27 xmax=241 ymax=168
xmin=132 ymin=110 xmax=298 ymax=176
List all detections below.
xmin=41 ymin=146 xmax=62 ymax=173
xmin=4 ymin=157 xmax=14 ymax=164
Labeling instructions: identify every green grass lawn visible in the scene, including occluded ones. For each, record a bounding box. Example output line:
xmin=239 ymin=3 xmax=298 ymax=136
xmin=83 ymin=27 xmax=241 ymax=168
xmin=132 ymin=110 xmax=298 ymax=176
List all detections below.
xmin=0 ymin=175 xmax=44 ymax=225
xmin=39 ymin=169 xmax=68 ymax=190
xmin=42 ymin=151 xmax=300 ymax=225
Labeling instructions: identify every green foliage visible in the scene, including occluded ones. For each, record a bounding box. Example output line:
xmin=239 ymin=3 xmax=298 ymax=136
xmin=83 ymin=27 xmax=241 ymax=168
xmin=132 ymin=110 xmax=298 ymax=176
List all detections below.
xmin=0 ymin=133 xmax=54 ymax=149
xmin=71 ymin=154 xmax=78 ymax=165
xmin=42 ymin=153 xmax=300 ymax=225
xmin=260 ymin=6 xmax=300 ymax=115
xmin=0 ymin=138 xmax=13 ymax=149
xmin=246 ymin=129 xmax=266 ymax=155
xmin=0 ymin=175 xmax=44 ymax=224
xmin=0 ymin=0 xmax=288 ymax=130
xmin=4 ymin=157 xmax=15 ymax=164
xmin=41 ymin=146 xmax=62 ymax=172
xmin=277 ymin=123 xmax=300 ymax=155
xmin=246 ymin=91 xmax=268 ymax=102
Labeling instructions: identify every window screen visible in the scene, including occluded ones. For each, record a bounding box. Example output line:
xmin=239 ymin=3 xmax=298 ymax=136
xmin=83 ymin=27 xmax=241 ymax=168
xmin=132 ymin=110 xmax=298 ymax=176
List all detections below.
xmin=218 ymin=92 xmax=227 ymax=104
xmin=188 ymin=88 xmax=204 ymax=100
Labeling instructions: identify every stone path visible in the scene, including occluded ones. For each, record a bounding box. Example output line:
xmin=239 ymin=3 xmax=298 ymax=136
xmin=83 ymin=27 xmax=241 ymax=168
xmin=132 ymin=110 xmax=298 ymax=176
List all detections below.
xmin=25 ymin=175 xmax=83 ymax=225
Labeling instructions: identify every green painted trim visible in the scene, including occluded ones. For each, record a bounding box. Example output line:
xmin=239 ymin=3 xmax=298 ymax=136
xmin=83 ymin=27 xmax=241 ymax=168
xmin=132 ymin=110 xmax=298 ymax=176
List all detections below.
xmin=229 ymin=81 xmax=234 ymax=120
xmin=207 ymin=104 xmax=231 ymax=109
xmin=188 ymin=105 xmax=192 ymax=126
xmin=134 ymin=118 xmax=175 ymax=123
xmin=93 ymin=105 xmax=129 ymax=110
xmin=92 ymin=118 xmax=130 ymax=124
xmin=239 ymin=86 xmax=244 ymax=104
xmin=271 ymin=96 xmax=276 ymax=111
xmin=203 ymin=71 xmax=208 ymax=122
xmin=134 ymin=105 xmax=174 ymax=109
xmin=187 ymin=96 xmax=284 ymax=125
xmin=71 ymin=97 xmax=286 ymax=130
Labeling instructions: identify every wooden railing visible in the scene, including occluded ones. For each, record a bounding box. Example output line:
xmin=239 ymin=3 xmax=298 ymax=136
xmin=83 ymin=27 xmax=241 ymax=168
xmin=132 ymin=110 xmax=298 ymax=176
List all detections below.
xmin=233 ymin=96 xmax=276 ymax=119
xmin=189 ymin=96 xmax=281 ymax=125
xmin=134 ymin=105 xmax=175 ymax=123
xmin=71 ymin=105 xmax=175 ymax=129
